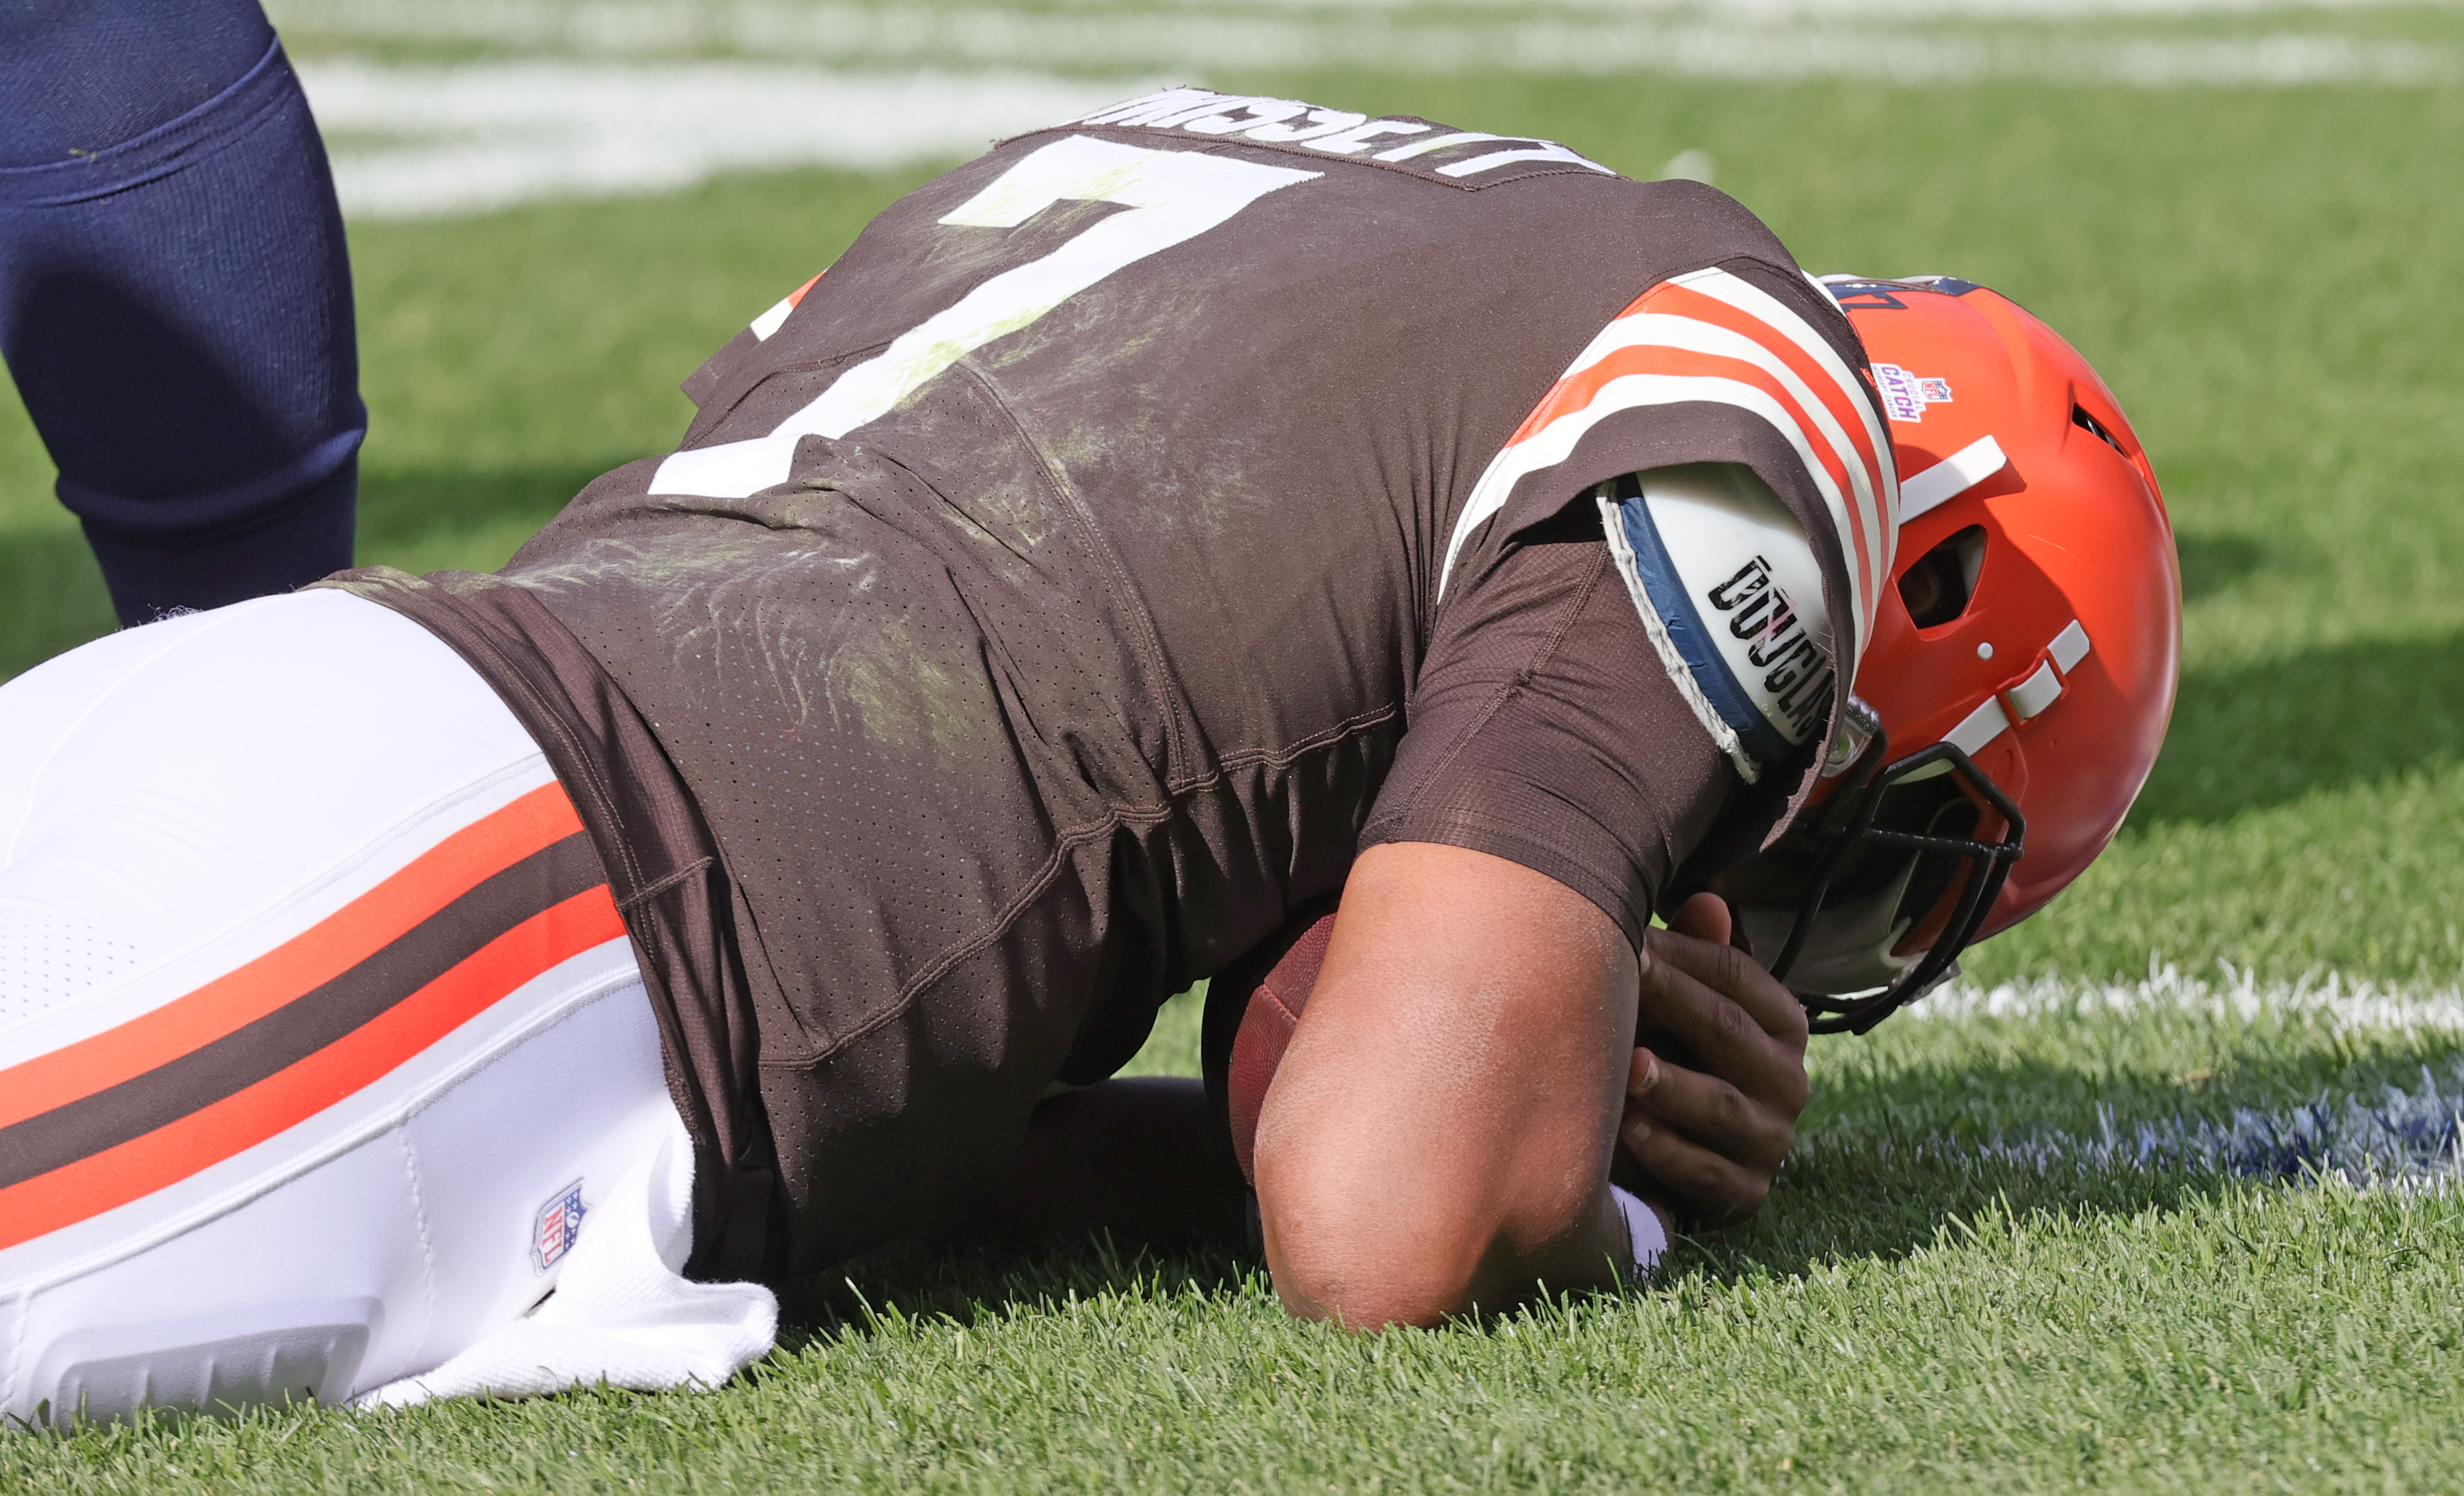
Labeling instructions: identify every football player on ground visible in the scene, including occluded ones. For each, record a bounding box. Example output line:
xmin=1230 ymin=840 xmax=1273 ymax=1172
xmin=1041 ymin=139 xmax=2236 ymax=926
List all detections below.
xmin=0 ymin=90 xmax=2178 ymax=1423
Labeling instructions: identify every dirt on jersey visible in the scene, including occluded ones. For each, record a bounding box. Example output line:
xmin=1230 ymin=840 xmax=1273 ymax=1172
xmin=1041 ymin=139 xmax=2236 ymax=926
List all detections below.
xmin=332 ymin=91 xmax=1884 ymax=1277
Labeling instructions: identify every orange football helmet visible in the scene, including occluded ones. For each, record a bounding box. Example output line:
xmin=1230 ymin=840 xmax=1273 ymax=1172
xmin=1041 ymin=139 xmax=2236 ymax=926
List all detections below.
xmin=1711 ymin=275 xmax=2181 ymax=1032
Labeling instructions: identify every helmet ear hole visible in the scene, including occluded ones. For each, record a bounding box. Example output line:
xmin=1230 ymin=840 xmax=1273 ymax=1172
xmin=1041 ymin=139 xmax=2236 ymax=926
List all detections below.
xmin=2073 ymin=403 xmax=2127 ymax=456
xmin=1897 ymin=525 xmax=1986 ymax=629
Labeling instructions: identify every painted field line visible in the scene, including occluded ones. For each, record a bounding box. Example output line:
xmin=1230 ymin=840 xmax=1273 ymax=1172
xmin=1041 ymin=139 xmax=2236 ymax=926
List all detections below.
xmin=1484 ymin=0 xmax=2451 ymax=13
xmin=1913 ymin=966 xmax=2464 ymax=1034
xmin=296 ymin=61 xmax=1146 ymax=219
xmin=1840 ymin=1058 xmax=2464 ymax=1189
xmin=1815 ymin=969 xmax=2464 ymax=1190
xmin=271 ymin=2 xmax=2456 ymax=86
xmin=267 ymin=0 xmax=2463 ymax=29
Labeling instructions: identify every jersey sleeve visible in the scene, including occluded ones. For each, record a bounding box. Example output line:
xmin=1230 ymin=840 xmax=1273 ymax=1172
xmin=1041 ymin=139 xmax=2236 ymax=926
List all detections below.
xmin=1361 ymin=503 xmax=1742 ymax=947
xmin=1431 ymin=254 xmax=1893 ymax=820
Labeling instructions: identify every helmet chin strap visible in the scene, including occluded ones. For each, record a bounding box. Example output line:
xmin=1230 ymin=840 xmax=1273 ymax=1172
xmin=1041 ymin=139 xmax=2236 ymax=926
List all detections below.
xmin=1767 ymin=724 xmax=2027 ymax=1035
xmin=1762 ymin=617 xmax=2089 ymax=1033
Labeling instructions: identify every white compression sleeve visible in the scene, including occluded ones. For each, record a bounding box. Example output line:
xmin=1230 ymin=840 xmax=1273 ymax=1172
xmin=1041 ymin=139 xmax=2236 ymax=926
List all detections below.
xmin=1608 ymin=1184 xmax=1669 ymax=1279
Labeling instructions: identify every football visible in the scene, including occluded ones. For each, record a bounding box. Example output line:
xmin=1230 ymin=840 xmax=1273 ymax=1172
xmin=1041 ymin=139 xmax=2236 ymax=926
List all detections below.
xmin=1202 ymin=900 xmax=1340 ymax=1187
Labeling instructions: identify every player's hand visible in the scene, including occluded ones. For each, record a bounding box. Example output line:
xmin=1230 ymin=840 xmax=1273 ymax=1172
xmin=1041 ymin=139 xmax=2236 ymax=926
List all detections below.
xmin=1620 ymin=892 xmax=1810 ymax=1223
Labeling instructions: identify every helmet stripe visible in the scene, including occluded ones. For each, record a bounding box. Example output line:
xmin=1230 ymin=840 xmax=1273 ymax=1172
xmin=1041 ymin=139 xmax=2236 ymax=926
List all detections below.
xmin=1898 ymin=434 xmax=2008 ymax=523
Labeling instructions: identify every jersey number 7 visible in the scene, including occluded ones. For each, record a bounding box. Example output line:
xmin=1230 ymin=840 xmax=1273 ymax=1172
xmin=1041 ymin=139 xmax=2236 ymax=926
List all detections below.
xmin=651 ymin=137 xmax=1322 ymax=501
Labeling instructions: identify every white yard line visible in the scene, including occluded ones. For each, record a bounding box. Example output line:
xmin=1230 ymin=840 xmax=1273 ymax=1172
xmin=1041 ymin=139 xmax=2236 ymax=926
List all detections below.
xmin=296 ymin=62 xmax=1146 ymax=218
xmin=1438 ymin=0 xmax=2447 ymax=13
xmin=273 ymin=1 xmax=2455 ymax=86
xmin=1923 ymin=1061 xmax=2464 ymax=1187
xmin=270 ymin=0 xmax=2461 ymax=26
xmin=277 ymin=0 xmax=2450 ymax=219
xmin=1819 ymin=969 xmax=2464 ymax=1188
xmin=1913 ymin=966 xmax=2464 ymax=1034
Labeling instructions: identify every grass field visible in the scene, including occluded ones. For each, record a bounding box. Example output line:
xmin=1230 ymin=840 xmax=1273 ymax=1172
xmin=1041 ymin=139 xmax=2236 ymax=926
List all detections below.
xmin=7 ymin=1 xmax=2464 ymax=1489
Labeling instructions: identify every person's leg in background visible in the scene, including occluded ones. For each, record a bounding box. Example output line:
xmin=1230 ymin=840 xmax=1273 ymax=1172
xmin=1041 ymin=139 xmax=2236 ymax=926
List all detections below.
xmin=0 ymin=0 xmax=364 ymax=624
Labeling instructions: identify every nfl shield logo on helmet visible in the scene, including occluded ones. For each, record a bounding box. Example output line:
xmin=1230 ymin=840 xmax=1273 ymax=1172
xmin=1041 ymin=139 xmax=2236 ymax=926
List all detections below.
xmin=1872 ymin=363 xmax=1951 ymax=423
xmin=531 ymin=1179 xmax=586 ymax=1273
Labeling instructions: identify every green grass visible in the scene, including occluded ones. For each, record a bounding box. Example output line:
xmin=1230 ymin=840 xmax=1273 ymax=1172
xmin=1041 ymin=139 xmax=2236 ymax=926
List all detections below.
xmin=23 ymin=1189 xmax=2464 ymax=1493
xmin=13 ymin=991 xmax=2464 ymax=1493
xmin=7 ymin=31 xmax=2464 ymax=1495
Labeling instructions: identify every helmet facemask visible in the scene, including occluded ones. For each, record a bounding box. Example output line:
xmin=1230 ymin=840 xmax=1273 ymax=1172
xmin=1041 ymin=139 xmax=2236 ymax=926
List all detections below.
xmin=1717 ymin=700 xmax=2025 ymax=1034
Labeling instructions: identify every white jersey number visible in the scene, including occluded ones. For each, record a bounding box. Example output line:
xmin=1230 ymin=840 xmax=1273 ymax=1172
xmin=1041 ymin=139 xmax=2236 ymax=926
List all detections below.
xmin=649 ymin=137 xmax=1321 ymax=500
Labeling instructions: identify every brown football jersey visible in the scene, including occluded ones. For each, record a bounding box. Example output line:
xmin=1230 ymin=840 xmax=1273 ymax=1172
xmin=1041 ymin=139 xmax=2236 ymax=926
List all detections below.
xmin=331 ymin=90 xmax=1895 ymax=1277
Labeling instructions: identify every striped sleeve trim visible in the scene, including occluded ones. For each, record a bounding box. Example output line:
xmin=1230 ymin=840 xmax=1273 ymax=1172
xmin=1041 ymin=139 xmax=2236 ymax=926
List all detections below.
xmin=1440 ymin=267 xmax=1898 ymax=670
xmin=749 ymin=271 xmax=825 ymax=342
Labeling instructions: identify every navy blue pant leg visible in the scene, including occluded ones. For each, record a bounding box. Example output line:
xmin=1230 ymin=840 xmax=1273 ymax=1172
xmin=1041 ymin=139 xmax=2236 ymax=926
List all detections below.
xmin=0 ymin=0 xmax=363 ymax=625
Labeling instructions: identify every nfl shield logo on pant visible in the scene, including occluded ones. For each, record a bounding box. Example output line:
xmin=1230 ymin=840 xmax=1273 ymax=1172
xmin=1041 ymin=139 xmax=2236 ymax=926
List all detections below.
xmin=531 ymin=1179 xmax=587 ymax=1273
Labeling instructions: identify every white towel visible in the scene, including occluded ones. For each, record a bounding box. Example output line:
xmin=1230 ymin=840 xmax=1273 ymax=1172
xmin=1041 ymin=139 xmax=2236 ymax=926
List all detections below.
xmin=361 ymin=1112 xmax=777 ymax=1407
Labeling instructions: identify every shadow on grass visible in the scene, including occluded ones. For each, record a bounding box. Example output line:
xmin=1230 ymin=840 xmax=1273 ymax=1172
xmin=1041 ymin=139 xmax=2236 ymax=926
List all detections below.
xmin=355 ymin=460 xmax=604 ymax=562
xmin=2134 ymin=625 xmax=2464 ymax=826
xmin=2173 ymin=530 xmax=2267 ymax=605
xmin=772 ymin=1235 xmax=1262 ymax=1356
xmin=764 ymin=1029 xmax=2464 ymax=1344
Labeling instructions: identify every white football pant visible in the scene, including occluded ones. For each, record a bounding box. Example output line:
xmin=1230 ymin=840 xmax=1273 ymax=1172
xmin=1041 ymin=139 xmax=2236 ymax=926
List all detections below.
xmin=0 ymin=590 xmax=772 ymax=1424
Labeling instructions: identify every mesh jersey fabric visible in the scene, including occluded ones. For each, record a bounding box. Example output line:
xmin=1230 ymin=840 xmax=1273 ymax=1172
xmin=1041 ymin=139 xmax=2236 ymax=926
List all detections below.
xmin=1360 ymin=505 xmax=1736 ymax=948
xmin=328 ymin=93 xmax=1882 ymax=1277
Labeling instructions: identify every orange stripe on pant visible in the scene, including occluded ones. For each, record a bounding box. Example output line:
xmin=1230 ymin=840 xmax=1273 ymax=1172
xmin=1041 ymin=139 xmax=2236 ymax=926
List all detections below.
xmin=0 ymin=782 xmax=585 ymax=1131
xmin=0 ymin=884 xmax=627 ymax=1251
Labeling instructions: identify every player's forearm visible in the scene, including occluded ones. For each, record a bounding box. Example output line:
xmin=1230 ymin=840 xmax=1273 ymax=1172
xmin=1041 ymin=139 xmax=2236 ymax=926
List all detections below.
xmin=1250 ymin=842 xmax=1644 ymax=1328
xmin=939 ymin=1077 xmax=1250 ymax=1251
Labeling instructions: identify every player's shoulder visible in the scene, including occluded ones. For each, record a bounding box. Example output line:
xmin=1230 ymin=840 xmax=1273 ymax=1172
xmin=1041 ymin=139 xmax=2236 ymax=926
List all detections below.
xmin=1439 ymin=259 xmax=1888 ymax=786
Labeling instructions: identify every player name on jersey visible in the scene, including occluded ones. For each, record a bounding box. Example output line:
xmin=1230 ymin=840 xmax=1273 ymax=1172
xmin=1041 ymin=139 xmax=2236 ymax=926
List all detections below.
xmin=1063 ymin=88 xmax=1616 ymax=185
